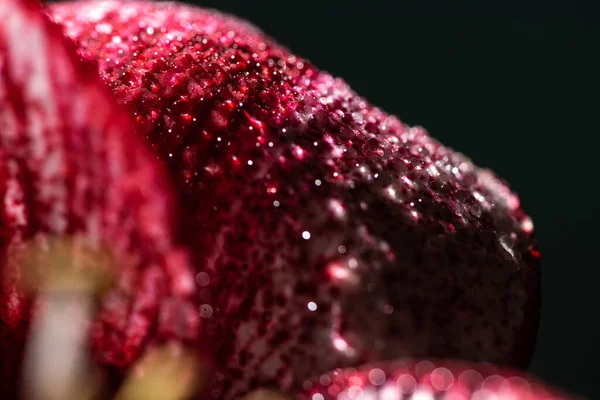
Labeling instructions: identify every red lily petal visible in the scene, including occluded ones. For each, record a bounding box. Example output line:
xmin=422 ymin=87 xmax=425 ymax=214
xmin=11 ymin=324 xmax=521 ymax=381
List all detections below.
xmin=47 ymin=1 xmax=541 ymax=398
xmin=0 ymin=0 xmax=198 ymax=395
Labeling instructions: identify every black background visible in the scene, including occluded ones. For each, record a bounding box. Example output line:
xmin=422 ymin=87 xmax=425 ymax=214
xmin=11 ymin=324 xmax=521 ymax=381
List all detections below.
xmin=190 ymin=2 xmax=597 ymax=397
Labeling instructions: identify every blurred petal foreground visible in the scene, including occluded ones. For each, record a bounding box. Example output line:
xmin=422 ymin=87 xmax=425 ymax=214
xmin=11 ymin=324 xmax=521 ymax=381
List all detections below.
xmin=0 ymin=0 xmax=568 ymax=398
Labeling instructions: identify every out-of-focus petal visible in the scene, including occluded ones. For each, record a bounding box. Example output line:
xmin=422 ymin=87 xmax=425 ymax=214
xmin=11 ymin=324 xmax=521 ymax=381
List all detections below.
xmin=0 ymin=0 xmax=198 ymax=396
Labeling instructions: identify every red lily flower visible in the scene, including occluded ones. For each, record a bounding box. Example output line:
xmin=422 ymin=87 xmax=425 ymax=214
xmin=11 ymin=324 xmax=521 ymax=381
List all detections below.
xmin=1 ymin=0 xmax=564 ymax=399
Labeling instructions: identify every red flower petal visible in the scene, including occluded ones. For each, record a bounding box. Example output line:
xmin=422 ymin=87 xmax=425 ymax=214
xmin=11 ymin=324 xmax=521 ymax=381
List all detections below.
xmin=47 ymin=1 xmax=541 ymax=398
xmin=0 ymin=0 xmax=198 ymax=396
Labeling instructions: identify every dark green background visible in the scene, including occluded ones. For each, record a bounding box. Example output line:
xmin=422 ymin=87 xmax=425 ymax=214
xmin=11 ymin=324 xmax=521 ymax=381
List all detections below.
xmin=192 ymin=1 xmax=597 ymax=397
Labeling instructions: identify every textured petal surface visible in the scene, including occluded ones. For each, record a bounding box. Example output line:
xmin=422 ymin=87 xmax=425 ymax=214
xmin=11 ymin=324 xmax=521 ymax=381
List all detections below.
xmin=47 ymin=1 xmax=542 ymax=398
